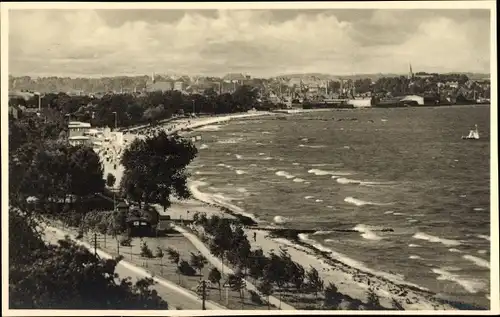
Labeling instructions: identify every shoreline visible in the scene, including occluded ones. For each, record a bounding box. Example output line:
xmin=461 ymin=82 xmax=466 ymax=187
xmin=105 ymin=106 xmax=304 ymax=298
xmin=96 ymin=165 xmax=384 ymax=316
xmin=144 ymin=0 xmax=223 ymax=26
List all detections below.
xmin=102 ymin=110 xmax=470 ymax=310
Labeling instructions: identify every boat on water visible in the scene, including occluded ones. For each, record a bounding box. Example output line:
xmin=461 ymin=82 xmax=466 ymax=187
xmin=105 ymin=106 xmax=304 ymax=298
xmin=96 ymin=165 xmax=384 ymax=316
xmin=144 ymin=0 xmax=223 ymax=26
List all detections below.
xmin=462 ymin=124 xmax=480 ymax=140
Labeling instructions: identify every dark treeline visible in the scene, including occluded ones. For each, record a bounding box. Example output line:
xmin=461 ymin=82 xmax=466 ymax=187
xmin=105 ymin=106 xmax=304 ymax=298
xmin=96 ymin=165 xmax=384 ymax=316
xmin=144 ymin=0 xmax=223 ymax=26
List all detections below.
xmin=8 ymin=114 xmax=169 ymax=309
xmin=10 ymin=85 xmax=286 ymax=128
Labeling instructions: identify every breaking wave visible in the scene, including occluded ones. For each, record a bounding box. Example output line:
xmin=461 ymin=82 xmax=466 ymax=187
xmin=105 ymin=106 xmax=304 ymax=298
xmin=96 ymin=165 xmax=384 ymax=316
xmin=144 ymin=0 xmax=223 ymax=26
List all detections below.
xmin=276 ymin=171 xmax=295 ymax=179
xmin=463 ymin=255 xmax=490 ymax=269
xmin=413 ymin=232 xmax=461 ymax=246
xmin=432 ymin=268 xmax=486 ymax=294
xmin=344 ymin=197 xmax=393 ymax=206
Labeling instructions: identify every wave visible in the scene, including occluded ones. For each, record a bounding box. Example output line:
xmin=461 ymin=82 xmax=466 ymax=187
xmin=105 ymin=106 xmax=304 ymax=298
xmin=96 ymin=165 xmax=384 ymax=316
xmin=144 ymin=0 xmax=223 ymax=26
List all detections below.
xmin=476 ymin=234 xmax=490 ymax=241
xmin=384 ymin=210 xmax=394 ymax=214
xmin=292 ymin=162 xmax=300 ymax=166
xmin=304 ymin=196 xmax=314 ymax=200
xmin=276 ymin=171 xmax=295 ymax=179
xmin=262 ymin=156 xmax=273 ymax=160
xmin=273 ymin=215 xmax=289 ymax=224
xmin=195 ymin=124 xmax=222 ymax=131
xmin=235 ymin=170 xmax=247 ymax=175
xmin=199 ymin=144 xmax=209 ymax=150
xmin=448 ymin=248 xmax=463 ymax=253
xmin=293 ymin=178 xmax=306 ymax=183
xmin=353 ymin=224 xmax=383 ymax=241
xmin=308 ymin=169 xmax=351 ymax=177
xmin=258 ymin=153 xmax=266 ymax=156
xmin=235 ymin=154 xmax=243 ymax=159
xmin=188 ymin=180 xmax=259 ymax=223
xmin=217 ymin=138 xmax=243 ymax=144
xmin=432 ymin=268 xmax=486 ymax=294
xmin=344 ymin=196 xmax=393 ymax=206
xmin=409 ymin=255 xmax=422 ymax=260
xmin=312 ymin=230 xmax=334 ymax=236
xmin=296 ymin=233 xmax=429 ymax=291
xmin=408 ymin=244 xmax=421 ymax=247
xmin=336 ymin=177 xmax=396 ymax=186
xmin=463 ymin=255 xmax=490 ymax=269
xmin=413 ymin=232 xmax=461 ymax=246
xmin=477 ymin=250 xmax=488 ymax=254
xmin=315 ymin=199 xmax=324 ymax=203
xmin=299 ymin=144 xmax=327 ymax=149
xmin=249 ymin=163 xmax=257 ymax=167
xmin=473 ymin=207 xmax=486 ymax=211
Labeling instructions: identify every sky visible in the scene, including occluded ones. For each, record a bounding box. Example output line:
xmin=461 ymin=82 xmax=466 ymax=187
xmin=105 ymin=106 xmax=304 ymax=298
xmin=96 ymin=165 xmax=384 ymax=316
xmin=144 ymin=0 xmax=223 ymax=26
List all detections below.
xmin=8 ymin=8 xmax=492 ymax=78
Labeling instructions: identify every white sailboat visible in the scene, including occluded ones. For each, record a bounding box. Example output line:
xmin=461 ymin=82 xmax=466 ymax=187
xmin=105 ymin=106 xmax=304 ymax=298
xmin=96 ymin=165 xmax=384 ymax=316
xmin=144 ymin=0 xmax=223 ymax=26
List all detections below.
xmin=462 ymin=124 xmax=480 ymax=140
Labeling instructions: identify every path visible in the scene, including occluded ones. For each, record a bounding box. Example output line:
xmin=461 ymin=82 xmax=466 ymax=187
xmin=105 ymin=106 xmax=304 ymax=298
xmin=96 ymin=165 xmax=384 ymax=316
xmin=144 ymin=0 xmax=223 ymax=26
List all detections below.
xmin=173 ymin=225 xmax=296 ymax=310
xmin=43 ymin=225 xmax=226 ymax=311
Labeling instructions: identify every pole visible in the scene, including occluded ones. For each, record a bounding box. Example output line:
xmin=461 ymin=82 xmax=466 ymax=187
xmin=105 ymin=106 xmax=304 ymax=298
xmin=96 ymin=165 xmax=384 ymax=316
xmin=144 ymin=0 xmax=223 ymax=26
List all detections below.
xmin=202 ymin=280 xmax=206 ymax=310
xmin=104 ymin=232 xmax=106 ymax=248
xmin=192 ymin=100 xmax=195 ymax=115
xmin=38 ymin=94 xmax=41 ymax=112
xmin=114 ymin=112 xmax=117 ymax=131
xmin=94 ymin=232 xmax=97 ymax=256
xmin=117 ymin=237 xmax=120 ymax=255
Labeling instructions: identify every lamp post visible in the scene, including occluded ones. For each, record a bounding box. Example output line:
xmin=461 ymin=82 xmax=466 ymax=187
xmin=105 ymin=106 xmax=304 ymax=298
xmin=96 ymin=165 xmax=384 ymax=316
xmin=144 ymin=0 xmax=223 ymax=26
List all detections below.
xmin=112 ymin=111 xmax=117 ymax=131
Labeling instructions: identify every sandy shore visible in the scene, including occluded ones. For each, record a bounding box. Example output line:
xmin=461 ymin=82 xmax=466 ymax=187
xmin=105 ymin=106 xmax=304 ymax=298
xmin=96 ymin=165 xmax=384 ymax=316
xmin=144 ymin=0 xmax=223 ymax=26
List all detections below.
xmin=96 ymin=111 xmax=455 ymax=311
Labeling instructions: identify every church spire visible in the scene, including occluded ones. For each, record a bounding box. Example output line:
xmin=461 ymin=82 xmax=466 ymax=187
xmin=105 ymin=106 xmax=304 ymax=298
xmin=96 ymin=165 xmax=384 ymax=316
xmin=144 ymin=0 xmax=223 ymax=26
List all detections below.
xmin=409 ymin=63 xmax=414 ymax=80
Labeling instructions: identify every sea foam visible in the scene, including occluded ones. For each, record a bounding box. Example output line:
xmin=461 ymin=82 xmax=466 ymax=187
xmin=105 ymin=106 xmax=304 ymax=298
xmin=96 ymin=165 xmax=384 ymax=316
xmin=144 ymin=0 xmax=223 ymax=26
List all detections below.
xmin=432 ymin=268 xmax=486 ymax=293
xmin=463 ymin=255 xmax=490 ymax=269
xmin=413 ymin=232 xmax=461 ymax=246
xmin=276 ymin=171 xmax=295 ymax=179
xmin=353 ymin=224 xmax=383 ymax=241
xmin=309 ymin=169 xmax=351 ymax=176
xmin=344 ymin=197 xmax=392 ymax=206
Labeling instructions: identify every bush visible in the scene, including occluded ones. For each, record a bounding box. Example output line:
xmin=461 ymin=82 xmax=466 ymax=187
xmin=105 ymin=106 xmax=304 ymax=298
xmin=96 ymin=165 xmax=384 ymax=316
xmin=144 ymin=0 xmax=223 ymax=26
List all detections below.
xmin=140 ymin=241 xmax=153 ymax=258
xmin=155 ymin=246 xmax=164 ymax=258
xmin=177 ymin=260 xmax=196 ymax=276
xmin=120 ymin=236 xmax=132 ymax=246
xmin=249 ymin=290 xmax=263 ymax=305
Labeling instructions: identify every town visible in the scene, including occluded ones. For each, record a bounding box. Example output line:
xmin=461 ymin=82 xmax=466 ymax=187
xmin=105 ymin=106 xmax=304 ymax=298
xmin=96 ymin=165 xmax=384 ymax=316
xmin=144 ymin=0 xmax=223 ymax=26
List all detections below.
xmin=9 ymin=66 xmax=491 ymax=119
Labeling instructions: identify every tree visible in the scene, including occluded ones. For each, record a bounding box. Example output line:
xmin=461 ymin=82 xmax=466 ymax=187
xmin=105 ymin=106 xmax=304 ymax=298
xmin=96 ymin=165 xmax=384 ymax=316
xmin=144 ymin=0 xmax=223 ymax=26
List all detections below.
xmin=140 ymin=241 xmax=153 ymax=258
xmin=166 ymin=247 xmax=181 ymax=283
xmin=156 ymin=246 xmax=164 ymax=271
xmin=106 ymin=173 xmax=116 ymax=188
xmin=120 ymin=131 xmax=197 ymax=211
xmin=9 ymin=208 xmax=168 ymax=309
xmin=323 ymin=282 xmax=342 ymax=309
xmin=189 ymin=252 xmax=208 ymax=276
xmin=257 ymin=279 xmax=274 ymax=310
xmin=306 ymin=266 xmax=324 ymax=299
xmin=227 ymin=273 xmax=245 ymax=309
xmin=366 ymin=289 xmax=383 ymax=310
xmin=208 ymin=268 xmax=222 ymax=299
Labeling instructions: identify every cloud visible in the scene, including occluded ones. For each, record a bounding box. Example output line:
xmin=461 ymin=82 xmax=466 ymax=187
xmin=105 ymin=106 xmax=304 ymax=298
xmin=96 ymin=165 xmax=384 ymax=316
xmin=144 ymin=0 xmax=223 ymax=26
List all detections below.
xmin=8 ymin=9 xmax=491 ymax=77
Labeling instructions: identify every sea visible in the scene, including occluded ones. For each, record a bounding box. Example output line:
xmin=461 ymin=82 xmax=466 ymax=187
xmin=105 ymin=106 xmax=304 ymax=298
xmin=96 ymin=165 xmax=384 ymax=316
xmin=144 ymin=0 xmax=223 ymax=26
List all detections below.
xmin=184 ymin=105 xmax=491 ymax=308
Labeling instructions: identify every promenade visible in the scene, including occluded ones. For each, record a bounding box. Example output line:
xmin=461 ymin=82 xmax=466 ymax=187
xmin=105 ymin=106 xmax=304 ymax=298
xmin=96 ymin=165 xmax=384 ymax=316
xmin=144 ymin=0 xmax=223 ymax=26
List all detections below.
xmin=42 ymin=224 xmax=226 ymax=310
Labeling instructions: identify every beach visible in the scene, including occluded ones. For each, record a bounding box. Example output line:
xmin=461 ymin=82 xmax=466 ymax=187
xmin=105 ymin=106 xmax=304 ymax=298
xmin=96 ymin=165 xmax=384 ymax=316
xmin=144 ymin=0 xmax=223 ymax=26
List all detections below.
xmin=97 ymin=109 xmax=465 ymax=311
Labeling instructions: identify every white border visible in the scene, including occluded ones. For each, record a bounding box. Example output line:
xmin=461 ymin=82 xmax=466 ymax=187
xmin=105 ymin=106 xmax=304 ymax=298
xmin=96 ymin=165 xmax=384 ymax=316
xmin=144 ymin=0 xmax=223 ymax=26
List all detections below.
xmin=1 ymin=1 xmax=498 ymax=316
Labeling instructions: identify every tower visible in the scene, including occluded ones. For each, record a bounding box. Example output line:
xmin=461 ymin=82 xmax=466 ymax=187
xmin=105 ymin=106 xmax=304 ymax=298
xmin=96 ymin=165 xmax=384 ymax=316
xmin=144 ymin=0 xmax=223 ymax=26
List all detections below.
xmin=408 ymin=63 xmax=414 ymax=80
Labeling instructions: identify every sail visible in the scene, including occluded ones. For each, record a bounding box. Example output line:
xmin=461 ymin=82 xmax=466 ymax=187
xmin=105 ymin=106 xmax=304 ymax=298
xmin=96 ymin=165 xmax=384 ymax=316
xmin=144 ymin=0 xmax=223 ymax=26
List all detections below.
xmin=468 ymin=130 xmax=475 ymax=138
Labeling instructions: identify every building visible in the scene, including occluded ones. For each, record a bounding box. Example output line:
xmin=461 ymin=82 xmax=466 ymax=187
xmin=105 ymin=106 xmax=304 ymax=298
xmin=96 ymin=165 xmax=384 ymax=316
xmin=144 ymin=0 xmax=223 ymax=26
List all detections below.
xmin=68 ymin=135 xmax=92 ymax=146
xmin=174 ymin=81 xmax=186 ymax=91
xmin=148 ymin=81 xmax=173 ymax=92
xmin=68 ymin=121 xmax=92 ymax=138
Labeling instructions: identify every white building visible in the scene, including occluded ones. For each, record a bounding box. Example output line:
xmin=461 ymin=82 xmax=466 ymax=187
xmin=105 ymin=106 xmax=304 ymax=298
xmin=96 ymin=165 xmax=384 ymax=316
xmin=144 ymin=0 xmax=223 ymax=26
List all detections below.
xmin=69 ymin=135 xmax=92 ymax=146
xmin=68 ymin=121 xmax=92 ymax=138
